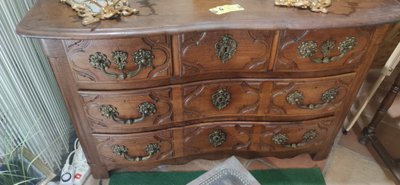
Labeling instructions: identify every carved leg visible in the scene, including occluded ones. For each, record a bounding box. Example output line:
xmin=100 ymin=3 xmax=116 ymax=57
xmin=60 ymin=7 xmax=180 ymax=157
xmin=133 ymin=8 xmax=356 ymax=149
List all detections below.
xmin=89 ymin=163 xmax=109 ymax=179
xmin=311 ymin=146 xmax=332 ymax=161
xmin=360 ymin=72 xmax=400 ymax=144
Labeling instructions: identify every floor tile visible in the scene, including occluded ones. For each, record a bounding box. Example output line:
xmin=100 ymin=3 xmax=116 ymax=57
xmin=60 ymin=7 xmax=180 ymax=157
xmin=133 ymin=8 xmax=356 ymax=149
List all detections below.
xmin=324 ymin=145 xmax=396 ymax=185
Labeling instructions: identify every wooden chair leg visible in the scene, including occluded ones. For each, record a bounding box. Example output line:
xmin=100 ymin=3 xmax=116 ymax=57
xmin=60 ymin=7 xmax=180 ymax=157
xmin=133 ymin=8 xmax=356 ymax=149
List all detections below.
xmin=360 ymin=72 xmax=400 ymax=182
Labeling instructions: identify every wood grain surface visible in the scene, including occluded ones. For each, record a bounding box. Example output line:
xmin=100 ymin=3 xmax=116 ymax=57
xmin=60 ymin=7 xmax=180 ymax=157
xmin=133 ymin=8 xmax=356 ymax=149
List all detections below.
xmin=17 ymin=0 xmax=400 ymax=39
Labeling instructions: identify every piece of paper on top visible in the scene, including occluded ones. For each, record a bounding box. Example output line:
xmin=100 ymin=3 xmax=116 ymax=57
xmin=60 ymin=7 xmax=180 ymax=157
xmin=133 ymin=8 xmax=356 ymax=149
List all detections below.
xmin=209 ymin=4 xmax=244 ymax=15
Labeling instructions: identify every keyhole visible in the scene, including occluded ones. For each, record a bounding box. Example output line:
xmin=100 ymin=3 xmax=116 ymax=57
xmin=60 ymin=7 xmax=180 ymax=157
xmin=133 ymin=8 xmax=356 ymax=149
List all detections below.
xmin=213 ymin=135 xmax=221 ymax=141
xmin=223 ymin=46 xmax=228 ymax=53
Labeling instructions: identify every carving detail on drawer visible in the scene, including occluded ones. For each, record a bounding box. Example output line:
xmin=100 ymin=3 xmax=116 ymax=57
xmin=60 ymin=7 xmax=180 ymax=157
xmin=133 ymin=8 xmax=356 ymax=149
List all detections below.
xmin=275 ymin=28 xmax=373 ymax=72
xmin=183 ymin=81 xmax=262 ymax=120
xmin=180 ymin=30 xmax=274 ymax=76
xmin=63 ymin=35 xmax=171 ymax=85
xmin=95 ymin=130 xmax=174 ymax=165
xmin=80 ymin=88 xmax=173 ymax=133
xmin=268 ymin=74 xmax=353 ymax=116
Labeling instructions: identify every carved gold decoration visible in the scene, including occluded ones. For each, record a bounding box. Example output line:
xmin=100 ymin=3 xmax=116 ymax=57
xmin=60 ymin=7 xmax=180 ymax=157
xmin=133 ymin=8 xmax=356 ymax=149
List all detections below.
xmin=274 ymin=0 xmax=331 ymax=13
xmin=60 ymin=0 xmax=139 ymax=25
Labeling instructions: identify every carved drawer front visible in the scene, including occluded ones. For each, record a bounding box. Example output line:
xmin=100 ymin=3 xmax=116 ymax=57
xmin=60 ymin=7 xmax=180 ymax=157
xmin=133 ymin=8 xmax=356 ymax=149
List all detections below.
xmin=268 ymin=73 xmax=354 ymax=116
xmin=183 ymin=122 xmax=254 ymax=156
xmin=183 ymin=80 xmax=263 ymax=121
xmin=275 ymin=27 xmax=374 ymax=72
xmin=63 ymin=35 xmax=172 ymax=90
xmin=94 ymin=130 xmax=174 ymax=168
xmin=182 ymin=117 xmax=335 ymax=157
xmin=179 ymin=30 xmax=274 ymax=76
xmin=259 ymin=117 xmax=335 ymax=153
xmin=79 ymin=87 xmax=173 ymax=133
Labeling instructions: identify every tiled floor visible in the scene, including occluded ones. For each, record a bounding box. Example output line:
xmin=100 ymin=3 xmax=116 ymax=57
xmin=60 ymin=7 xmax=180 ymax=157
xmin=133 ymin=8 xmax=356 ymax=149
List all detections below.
xmin=83 ymin=68 xmax=400 ymax=185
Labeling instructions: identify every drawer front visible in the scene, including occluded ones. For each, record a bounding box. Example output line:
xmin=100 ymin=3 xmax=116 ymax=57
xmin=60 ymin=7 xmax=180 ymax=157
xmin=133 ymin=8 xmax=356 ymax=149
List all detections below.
xmin=268 ymin=73 xmax=354 ymax=116
xmin=182 ymin=80 xmax=263 ymax=121
xmin=94 ymin=117 xmax=334 ymax=168
xmin=274 ymin=28 xmax=374 ymax=72
xmin=94 ymin=130 xmax=174 ymax=167
xmin=80 ymin=87 xmax=174 ymax=133
xmin=179 ymin=30 xmax=274 ymax=76
xmin=63 ymin=35 xmax=172 ymax=89
xmin=182 ymin=117 xmax=336 ymax=156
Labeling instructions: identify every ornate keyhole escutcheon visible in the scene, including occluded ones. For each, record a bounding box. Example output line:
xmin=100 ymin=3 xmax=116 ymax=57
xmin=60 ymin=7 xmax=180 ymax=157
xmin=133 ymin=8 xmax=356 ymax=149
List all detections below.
xmin=209 ymin=129 xmax=227 ymax=147
xmin=272 ymin=133 xmax=288 ymax=145
xmin=212 ymin=88 xmax=231 ymax=110
xmin=215 ymin=34 xmax=238 ymax=64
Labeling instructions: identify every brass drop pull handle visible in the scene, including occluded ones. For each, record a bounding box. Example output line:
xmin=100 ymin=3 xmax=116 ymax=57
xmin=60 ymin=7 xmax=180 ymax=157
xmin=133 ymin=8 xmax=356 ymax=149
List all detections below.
xmin=215 ymin=34 xmax=238 ymax=64
xmin=212 ymin=88 xmax=231 ymax=110
xmin=286 ymin=88 xmax=338 ymax=110
xmin=298 ymin=37 xmax=357 ymax=64
xmin=209 ymin=129 xmax=227 ymax=147
xmin=112 ymin=144 xmax=160 ymax=162
xmin=272 ymin=129 xmax=318 ymax=148
xmin=89 ymin=49 xmax=154 ymax=79
xmin=100 ymin=102 xmax=157 ymax=124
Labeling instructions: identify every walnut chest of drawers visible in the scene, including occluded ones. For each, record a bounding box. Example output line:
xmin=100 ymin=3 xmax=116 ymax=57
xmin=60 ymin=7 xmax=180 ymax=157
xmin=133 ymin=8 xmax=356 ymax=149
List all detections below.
xmin=17 ymin=0 xmax=400 ymax=178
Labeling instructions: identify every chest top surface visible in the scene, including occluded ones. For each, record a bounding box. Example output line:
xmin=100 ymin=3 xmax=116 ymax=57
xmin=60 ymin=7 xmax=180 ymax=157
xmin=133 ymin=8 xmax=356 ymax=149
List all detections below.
xmin=17 ymin=0 xmax=400 ymax=39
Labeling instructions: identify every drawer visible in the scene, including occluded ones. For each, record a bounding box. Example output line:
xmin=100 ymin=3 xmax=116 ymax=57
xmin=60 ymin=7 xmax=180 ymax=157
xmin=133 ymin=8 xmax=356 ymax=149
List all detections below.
xmin=267 ymin=73 xmax=354 ymax=116
xmin=94 ymin=117 xmax=335 ymax=168
xmin=182 ymin=117 xmax=336 ymax=156
xmin=63 ymin=35 xmax=172 ymax=90
xmin=179 ymin=30 xmax=274 ymax=76
xmin=274 ymin=27 xmax=374 ymax=72
xmin=182 ymin=80 xmax=264 ymax=121
xmin=79 ymin=87 xmax=174 ymax=133
xmin=94 ymin=130 xmax=174 ymax=167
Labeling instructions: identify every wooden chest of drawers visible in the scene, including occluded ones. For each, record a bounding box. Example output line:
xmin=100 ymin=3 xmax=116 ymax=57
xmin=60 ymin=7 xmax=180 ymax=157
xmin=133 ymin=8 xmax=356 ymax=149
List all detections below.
xmin=17 ymin=0 xmax=400 ymax=178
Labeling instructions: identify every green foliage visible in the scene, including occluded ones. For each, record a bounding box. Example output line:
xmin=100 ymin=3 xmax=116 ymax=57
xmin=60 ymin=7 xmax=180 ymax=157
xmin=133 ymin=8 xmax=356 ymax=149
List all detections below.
xmin=0 ymin=147 xmax=41 ymax=185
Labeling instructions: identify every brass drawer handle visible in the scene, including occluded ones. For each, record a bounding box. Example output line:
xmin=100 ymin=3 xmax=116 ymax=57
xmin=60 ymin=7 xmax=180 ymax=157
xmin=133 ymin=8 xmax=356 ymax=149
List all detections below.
xmin=212 ymin=88 xmax=231 ymax=110
xmin=89 ymin=49 xmax=154 ymax=79
xmin=272 ymin=129 xmax=318 ymax=148
xmin=298 ymin=37 xmax=356 ymax=64
xmin=112 ymin=144 xmax=160 ymax=162
xmin=215 ymin=34 xmax=237 ymax=64
xmin=286 ymin=88 xmax=338 ymax=110
xmin=209 ymin=129 xmax=226 ymax=147
xmin=100 ymin=102 xmax=157 ymax=124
